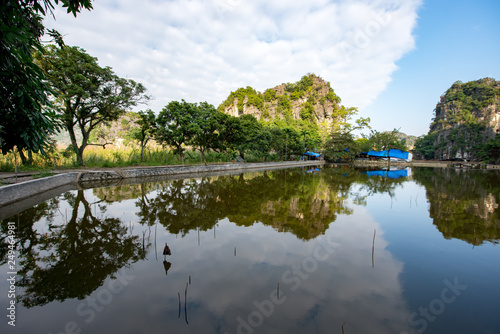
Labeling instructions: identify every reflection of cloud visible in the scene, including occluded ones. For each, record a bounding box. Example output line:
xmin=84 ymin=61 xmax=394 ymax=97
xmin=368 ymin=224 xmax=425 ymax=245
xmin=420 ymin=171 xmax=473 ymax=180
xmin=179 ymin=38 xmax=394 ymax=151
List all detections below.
xmin=94 ymin=208 xmax=411 ymax=333
xmin=3 ymin=195 xmax=412 ymax=334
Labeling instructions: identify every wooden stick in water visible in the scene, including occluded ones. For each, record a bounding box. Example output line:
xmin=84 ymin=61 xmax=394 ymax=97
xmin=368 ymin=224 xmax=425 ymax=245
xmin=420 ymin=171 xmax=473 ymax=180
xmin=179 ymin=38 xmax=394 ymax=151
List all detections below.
xmin=178 ymin=292 xmax=181 ymax=318
xmin=185 ymin=282 xmax=189 ymax=324
xmin=372 ymin=229 xmax=376 ymax=268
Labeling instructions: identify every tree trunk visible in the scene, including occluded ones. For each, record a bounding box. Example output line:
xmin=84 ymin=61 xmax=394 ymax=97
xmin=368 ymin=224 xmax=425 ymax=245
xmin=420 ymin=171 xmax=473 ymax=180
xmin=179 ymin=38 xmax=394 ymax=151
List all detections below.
xmin=27 ymin=149 xmax=33 ymax=165
xmin=200 ymin=148 xmax=207 ymax=166
xmin=18 ymin=149 xmax=28 ymax=165
xmin=76 ymin=147 xmax=85 ymax=166
xmin=67 ymin=125 xmax=84 ymax=165
xmin=76 ymin=128 xmax=92 ymax=166
xmin=178 ymin=147 xmax=184 ymax=164
xmin=140 ymin=138 xmax=150 ymax=163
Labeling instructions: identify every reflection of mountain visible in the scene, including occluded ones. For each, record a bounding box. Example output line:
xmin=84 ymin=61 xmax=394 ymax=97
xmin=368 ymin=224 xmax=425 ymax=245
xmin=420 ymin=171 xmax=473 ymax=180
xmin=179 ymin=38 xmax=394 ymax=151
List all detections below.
xmin=414 ymin=168 xmax=500 ymax=245
xmin=257 ymin=179 xmax=352 ymax=239
xmin=1 ymin=190 xmax=146 ymax=308
xmin=88 ymin=167 xmax=410 ymax=241
xmin=133 ymin=168 xmax=362 ymax=240
xmin=94 ymin=183 xmax=157 ymax=203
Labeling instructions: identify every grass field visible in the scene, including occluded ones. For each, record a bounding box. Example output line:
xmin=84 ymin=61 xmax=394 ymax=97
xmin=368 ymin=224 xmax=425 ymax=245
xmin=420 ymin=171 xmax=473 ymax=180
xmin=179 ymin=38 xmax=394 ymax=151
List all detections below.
xmin=0 ymin=145 xmax=281 ymax=172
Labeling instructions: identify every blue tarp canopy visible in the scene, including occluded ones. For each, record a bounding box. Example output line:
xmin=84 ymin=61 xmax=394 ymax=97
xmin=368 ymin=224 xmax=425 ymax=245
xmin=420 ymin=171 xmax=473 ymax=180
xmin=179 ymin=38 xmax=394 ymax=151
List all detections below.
xmin=366 ymin=169 xmax=408 ymax=179
xmin=367 ymin=149 xmax=410 ymax=160
xmin=303 ymin=151 xmax=322 ymax=157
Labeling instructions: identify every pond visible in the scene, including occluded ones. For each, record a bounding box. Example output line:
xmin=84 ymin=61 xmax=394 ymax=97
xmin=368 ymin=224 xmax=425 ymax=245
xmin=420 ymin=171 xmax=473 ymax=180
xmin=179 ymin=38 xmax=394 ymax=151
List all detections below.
xmin=1 ymin=166 xmax=499 ymax=334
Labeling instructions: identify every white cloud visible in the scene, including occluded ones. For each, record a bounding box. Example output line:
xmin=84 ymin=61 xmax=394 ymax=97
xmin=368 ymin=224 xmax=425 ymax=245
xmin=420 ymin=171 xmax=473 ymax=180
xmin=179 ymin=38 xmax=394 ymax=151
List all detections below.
xmin=44 ymin=0 xmax=422 ymax=112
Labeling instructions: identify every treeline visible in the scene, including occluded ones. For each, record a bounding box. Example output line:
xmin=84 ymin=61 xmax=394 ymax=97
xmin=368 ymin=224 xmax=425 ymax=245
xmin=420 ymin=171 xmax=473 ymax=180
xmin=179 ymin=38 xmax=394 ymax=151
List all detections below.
xmin=129 ymin=100 xmax=324 ymax=165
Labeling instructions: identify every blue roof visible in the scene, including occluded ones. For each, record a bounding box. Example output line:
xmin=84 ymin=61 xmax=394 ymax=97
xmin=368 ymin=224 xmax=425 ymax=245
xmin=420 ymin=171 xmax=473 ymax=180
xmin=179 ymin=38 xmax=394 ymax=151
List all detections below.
xmin=366 ymin=169 xmax=408 ymax=179
xmin=367 ymin=149 xmax=410 ymax=160
xmin=303 ymin=151 xmax=322 ymax=157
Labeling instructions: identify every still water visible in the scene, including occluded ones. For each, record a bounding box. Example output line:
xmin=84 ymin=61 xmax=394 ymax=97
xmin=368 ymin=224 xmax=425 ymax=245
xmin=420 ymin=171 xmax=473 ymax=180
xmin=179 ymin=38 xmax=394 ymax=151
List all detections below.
xmin=1 ymin=166 xmax=499 ymax=334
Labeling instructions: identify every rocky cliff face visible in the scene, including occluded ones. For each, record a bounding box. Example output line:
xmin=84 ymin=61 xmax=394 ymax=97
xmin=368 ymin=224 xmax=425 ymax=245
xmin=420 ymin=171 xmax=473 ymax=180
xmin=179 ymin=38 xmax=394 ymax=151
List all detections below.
xmin=429 ymin=78 xmax=500 ymax=160
xmin=218 ymin=74 xmax=342 ymax=128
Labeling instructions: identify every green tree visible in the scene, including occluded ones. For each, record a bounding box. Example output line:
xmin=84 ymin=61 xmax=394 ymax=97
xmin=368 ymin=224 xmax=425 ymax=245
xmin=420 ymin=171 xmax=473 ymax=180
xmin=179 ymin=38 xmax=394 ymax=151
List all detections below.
xmin=128 ymin=110 xmax=156 ymax=162
xmin=324 ymin=104 xmax=370 ymax=162
xmin=269 ymin=126 xmax=303 ymax=160
xmin=356 ymin=138 xmax=371 ymax=152
xmin=242 ymin=127 xmax=274 ymax=161
xmin=0 ymin=1 xmax=93 ymax=155
xmin=331 ymin=105 xmax=370 ymax=134
xmin=213 ymin=112 xmax=244 ymax=154
xmin=236 ymin=114 xmax=263 ymax=160
xmin=478 ymin=134 xmax=500 ymax=164
xmin=155 ymin=100 xmax=197 ymax=164
xmin=191 ymin=102 xmax=222 ymax=165
xmin=323 ymin=132 xmax=360 ymax=163
xmin=298 ymin=121 xmax=322 ymax=151
xmin=414 ymin=133 xmax=438 ymax=160
xmin=366 ymin=129 xmax=408 ymax=151
xmin=35 ymin=43 xmax=148 ymax=165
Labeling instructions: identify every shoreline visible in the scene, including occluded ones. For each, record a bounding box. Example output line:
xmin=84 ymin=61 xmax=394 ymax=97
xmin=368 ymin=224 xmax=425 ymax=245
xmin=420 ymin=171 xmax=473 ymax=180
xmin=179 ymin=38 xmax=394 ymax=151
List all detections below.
xmin=1 ymin=159 xmax=499 ymax=218
xmin=0 ymin=161 xmax=324 ymax=211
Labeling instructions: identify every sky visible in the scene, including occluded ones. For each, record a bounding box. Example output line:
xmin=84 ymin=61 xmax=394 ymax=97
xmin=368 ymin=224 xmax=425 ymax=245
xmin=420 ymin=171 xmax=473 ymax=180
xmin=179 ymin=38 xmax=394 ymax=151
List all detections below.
xmin=43 ymin=0 xmax=500 ymax=137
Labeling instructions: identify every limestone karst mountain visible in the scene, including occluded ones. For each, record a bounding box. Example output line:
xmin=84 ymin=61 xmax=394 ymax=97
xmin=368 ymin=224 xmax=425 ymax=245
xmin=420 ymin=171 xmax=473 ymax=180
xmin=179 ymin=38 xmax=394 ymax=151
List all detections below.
xmin=418 ymin=78 xmax=500 ymax=160
xmin=218 ymin=73 xmax=351 ymax=137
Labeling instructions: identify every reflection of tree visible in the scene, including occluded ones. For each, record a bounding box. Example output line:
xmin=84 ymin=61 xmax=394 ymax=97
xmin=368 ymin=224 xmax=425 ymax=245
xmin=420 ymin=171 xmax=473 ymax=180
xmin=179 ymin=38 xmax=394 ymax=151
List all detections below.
xmin=0 ymin=198 xmax=60 ymax=265
xmin=152 ymin=178 xmax=223 ymax=235
xmin=135 ymin=168 xmax=362 ymax=240
xmin=94 ymin=183 xmax=156 ymax=203
xmin=2 ymin=190 xmax=146 ymax=308
xmin=355 ymin=168 xmax=407 ymax=200
xmin=414 ymin=168 xmax=500 ymax=245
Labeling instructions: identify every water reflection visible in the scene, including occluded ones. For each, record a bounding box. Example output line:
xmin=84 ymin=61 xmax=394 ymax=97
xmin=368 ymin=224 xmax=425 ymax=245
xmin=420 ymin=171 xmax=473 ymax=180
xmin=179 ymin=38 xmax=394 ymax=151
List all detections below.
xmin=107 ymin=168 xmax=364 ymax=240
xmin=0 ymin=166 xmax=499 ymax=333
xmin=414 ymin=168 xmax=500 ymax=245
xmin=0 ymin=190 xmax=146 ymax=308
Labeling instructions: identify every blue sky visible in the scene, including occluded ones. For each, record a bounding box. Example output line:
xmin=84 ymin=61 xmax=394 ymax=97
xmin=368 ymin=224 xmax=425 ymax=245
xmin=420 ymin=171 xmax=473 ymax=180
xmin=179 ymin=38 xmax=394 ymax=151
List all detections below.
xmin=44 ymin=0 xmax=500 ymax=137
xmin=359 ymin=0 xmax=500 ymax=136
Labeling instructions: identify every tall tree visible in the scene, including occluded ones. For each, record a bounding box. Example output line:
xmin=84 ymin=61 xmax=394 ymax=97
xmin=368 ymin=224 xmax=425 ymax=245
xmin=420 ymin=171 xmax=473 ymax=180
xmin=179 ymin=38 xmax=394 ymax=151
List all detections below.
xmin=214 ymin=113 xmax=244 ymax=154
xmin=155 ymin=100 xmax=197 ymax=164
xmin=323 ymin=132 xmax=360 ymax=163
xmin=269 ymin=126 xmax=302 ymax=160
xmin=35 ymin=43 xmax=148 ymax=165
xmin=0 ymin=0 xmax=93 ymax=155
xmin=323 ymin=105 xmax=370 ymax=163
xmin=128 ymin=110 xmax=156 ymax=162
xmin=236 ymin=114 xmax=262 ymax=160
xmin=366 ymin=129 xmax=408 ymax=151
xmin=190 ymin=102 xmax=221 ymax=165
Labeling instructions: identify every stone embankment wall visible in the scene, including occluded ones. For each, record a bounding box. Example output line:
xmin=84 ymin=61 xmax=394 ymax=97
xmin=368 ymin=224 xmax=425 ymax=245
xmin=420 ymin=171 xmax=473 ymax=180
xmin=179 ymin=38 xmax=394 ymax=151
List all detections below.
xmin=0 ymin=161 xmax=324 ymax=210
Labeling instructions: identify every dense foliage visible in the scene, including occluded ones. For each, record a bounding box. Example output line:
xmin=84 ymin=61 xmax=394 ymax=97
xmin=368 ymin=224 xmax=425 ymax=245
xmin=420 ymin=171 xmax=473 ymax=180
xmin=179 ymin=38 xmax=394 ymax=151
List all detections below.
xmin=35 ymin=42 xmax=148 ymax=165
xmin=0 ymin=0 xmax=93 ymax=156
xmin=414 ymin=168 xmax=500 ymax=245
